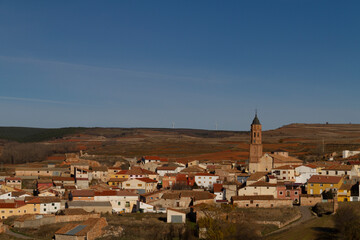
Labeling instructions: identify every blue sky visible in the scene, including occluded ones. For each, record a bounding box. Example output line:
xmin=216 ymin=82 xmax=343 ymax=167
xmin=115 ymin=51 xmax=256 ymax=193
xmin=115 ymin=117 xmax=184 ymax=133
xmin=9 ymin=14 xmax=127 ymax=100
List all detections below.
xmin=0 ymin=1 xmax=359 ymax=130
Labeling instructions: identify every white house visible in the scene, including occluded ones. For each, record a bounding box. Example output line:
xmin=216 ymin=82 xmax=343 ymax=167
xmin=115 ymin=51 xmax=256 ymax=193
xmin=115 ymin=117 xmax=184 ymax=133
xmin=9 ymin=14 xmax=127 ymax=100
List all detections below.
xmin=271 ymin=165 xmax=297 ymax=181
xmin=139 ymin=202 xmax=155 ymax=213
xmin=94 ymin=190 xmax=139 ymax=213
xmin=213 ymin=184 xmax=224 ymax=201
xmin=156 ymin=165 xmax=185 ymax=177
xmin=194 ymin=173 xmax=220 ymax=189
xmin=0 ymin=191 xmax=31 ymax=200
xmin=26 ymin=197 xmax=62 ymax=214
xmin=295 ymin=164 xmax=318 ymax=184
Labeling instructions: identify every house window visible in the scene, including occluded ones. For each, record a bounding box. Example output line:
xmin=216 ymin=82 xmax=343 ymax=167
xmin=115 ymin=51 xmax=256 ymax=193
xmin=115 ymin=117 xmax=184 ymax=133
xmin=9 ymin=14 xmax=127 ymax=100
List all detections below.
xmin=295 ymin=192 xmax=298 ymax=195
xmin=271 ymin=204 xmax=274 ymax=208
xmin=125 ymin=202 xmax=130 ymax=207
xmin=256 ymin=204 xmax=259 ymax=207
xmin=34 ymin=208 xmax=36 ymax=211
xmin=118 ymin=202 xmax=121 ymax=205
xmin=279 ymin=191 xmax=283 ymax=195
xmin=9 ymin=210 xmax=13 ymax=213
xmin=310 ymin=184 xmax=313 ymax=187
xmin=138 ymin=184 xmax=142 ymax=187
xmin=52 ymin=203 xmax=55 ymax=206
xmin=267 ymin=187 xmax=269 ymax=189
xmin=320 ymin=184 xmax=323 ymax=187
xmin=126 ymin=184 xmax=130 ymax=187
xmin=250 ymin=200 xmax=254 ymax=204
xmin=330 ymin=184 xmax=333 ymax=187
xmin=246 ymin=204 xmax=249 ymax=207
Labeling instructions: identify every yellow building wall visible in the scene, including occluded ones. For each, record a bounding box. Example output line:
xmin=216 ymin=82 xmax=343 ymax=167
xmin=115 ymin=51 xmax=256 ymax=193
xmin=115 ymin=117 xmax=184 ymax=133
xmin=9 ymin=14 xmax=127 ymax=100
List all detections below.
xmin=307 ymin=179 xmax=343 ymax=195
xmin=0 ymin=204 xmax=40 ymax=219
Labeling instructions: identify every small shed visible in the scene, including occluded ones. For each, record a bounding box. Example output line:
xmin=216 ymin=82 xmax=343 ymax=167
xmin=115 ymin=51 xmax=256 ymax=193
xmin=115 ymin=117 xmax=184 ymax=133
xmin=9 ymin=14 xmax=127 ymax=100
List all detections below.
xmin=167 ymin=208 xmax=186 ymax=223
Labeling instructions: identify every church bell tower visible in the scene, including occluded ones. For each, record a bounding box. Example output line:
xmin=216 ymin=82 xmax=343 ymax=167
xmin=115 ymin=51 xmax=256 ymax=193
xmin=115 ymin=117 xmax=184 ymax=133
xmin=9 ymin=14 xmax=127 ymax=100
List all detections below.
xmin=249 ymin=113 xmax=263 ymax=173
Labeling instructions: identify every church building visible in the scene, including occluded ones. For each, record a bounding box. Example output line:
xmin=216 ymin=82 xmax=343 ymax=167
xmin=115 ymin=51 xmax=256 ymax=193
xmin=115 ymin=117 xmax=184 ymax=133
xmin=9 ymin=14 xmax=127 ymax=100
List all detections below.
xmin=248 ymin=114 xmax=302 ymax=173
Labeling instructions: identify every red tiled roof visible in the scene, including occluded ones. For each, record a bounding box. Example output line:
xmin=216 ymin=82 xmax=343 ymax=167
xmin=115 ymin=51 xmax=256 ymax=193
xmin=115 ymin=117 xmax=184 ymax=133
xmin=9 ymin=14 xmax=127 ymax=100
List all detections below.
xmin=72 ymin=190 xmax=94 ymax=197
xmin=136 ymin=178 xmax=158 ymax=183
xmin=308 ymin=175 xmax=343 ymax=184
xmin=52 ymin=177 xmax=75 ymax=181
xmin=213 ymin=183 xmax=223 ymax=192
xmin=5 ymin=177 xmax=21 ymax=181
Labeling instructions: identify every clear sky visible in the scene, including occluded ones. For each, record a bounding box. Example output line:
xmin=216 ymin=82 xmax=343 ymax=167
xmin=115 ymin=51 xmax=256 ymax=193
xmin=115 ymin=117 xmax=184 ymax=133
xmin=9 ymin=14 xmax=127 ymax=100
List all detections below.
xmin=0 ymin=1 xmax=359 ymax=130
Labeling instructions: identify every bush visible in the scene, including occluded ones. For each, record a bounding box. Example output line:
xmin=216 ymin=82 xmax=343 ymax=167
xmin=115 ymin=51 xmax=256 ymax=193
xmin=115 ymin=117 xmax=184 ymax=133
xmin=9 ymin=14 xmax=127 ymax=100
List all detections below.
xmin=335 ymin=205 xmax=360 ymax=240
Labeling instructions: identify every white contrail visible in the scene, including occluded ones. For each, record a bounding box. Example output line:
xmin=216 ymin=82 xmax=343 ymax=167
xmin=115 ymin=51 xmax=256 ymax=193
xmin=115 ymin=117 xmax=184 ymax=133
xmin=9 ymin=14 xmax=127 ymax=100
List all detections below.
xmin=0 ymin=96 xmax=81 ymax=105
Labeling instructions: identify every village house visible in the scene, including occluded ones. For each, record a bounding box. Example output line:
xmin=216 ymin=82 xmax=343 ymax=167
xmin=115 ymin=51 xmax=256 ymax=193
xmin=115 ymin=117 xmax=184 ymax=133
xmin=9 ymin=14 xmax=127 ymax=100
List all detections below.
xmin=237 ymin=173 xmax=250 ymax=184
xmin=55 ymin=217 xmax=108 ymax=240
xmin=71 ymin=190 xmax=95 ymax=201
xmin=194 ymin=173 xmax=220 ymax=189
xmin=167 ymin=208 xmax=186 ymax=223
xmin=107 ymin=178 xmax=127 ymax=188
xmin=91 ymin=166 xmax=109 ymax=182
xmin=140 ymin=190 xmax=166 ymax=203
xmin=271 ymin=165 xmax=298 ymax=181
xmin=238 ymin=181 xmax=278 ymax=198
xmin=5 ymin=177 xmax=22 ymax=189
xmin=307 ymin=175 xmax=343 ymax=196
xmin=320 ymin=165 xmax=352 ymax=177
xmin=25 ymin=196 xmax=62 ymax=214
xmin=0 ymin=200 xmax=40 ymax=219
xmin=180 ymin=166 xmax=206 ymax=175
xmin=122 ymin=178 xmax=158 ymax=194
xmin=276 ymin=182 xmax=301 ymax=204
xmin=15 ymin=166 xmax=70 ymax=177
xmin=0 ymin=191 xmax=31 ymax=200
xmin=213 ymin=183 xmax=225 ymax=201
xmin=140 ymin=156 xmax=168 ymax=164
xmin=67 ymin=201 xmax=112 ymax=214
xmin=231 ymin=195 xmax=293 ymax=208
xmin=111 ymin=167 xmax=159 ymax=181
xmin=150 ymin=190 xmax=216 ymax=209
xmin=162 ymin=174 xmax=177 ymax=189
xmin=94 ymin=190 xmax=138 ymax=213
xmin=246 ymin=172 xmax=267 ymax=185
xmin=222 ymin=182 xmax=242 ymax=201
xmin=157 ymin=165 xmax=184 ymax=176
xmin=295 ymin=164 xmax=319 ymax=184
xmin=52 ymin=176 xmax=76 ymax=186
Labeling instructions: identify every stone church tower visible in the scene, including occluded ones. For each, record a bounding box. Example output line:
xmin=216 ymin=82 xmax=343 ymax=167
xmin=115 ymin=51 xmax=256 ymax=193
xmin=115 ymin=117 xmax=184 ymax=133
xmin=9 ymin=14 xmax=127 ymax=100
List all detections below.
xmin=249 ymin=113 xmax=263 ymax=173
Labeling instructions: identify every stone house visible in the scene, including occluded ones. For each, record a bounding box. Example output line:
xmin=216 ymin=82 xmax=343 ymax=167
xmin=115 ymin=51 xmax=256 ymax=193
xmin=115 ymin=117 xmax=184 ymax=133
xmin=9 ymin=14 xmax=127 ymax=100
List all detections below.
xmin=238 ymin=181 xmax=278 ymax=198
xmin=54 ymin=217 xmax=108 ymax=240
xmin=67 ymin=201 xmax=112 ymax=214
xmin=194 ymin=173 xmax=220 ymax=189
xmin=276 ymin=182 xmax=301 ymax=203
xmin=231 ymin=195 xmax=293 ymax=208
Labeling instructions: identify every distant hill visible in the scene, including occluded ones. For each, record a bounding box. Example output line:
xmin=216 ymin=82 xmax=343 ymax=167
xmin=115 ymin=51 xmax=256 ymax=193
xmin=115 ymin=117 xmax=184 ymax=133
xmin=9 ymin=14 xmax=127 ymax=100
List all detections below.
xmin=0 ymin=127 xmax=85 ymax=142
xmin=1 ymin=124 xmax=360 ymax=163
